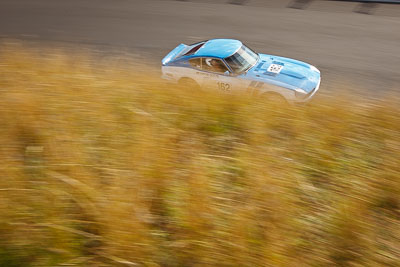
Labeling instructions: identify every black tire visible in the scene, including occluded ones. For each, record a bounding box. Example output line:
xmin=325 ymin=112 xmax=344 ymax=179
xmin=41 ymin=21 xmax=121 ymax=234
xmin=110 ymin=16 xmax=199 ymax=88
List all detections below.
xmin=178 ymin=78 xmax=200 ymax=91
xmin=260 ymin=92 xmax=288 ymax=107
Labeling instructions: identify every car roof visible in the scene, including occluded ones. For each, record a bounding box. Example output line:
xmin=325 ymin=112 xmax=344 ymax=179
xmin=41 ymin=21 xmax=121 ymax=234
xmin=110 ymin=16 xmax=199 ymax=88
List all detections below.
xmin=194 ymin=39 xmax=242 ymax=59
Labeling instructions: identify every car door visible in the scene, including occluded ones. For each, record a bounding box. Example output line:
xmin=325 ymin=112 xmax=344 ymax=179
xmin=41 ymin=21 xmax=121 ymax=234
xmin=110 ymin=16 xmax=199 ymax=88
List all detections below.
xmin=187 ymin=58 xmax=208 ymax=86
xmin=200 ymin=58 xmax=240 ymax=93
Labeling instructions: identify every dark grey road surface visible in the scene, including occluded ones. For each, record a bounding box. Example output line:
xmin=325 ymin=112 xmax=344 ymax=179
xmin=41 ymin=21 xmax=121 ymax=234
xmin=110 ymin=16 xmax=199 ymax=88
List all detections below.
xmin=1 ymin=0 xmax=399 ymax=94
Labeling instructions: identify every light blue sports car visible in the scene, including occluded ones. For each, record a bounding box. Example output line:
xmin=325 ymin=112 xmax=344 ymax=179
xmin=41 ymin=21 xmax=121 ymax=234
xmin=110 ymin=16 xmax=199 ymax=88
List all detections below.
xmin=162 ymin=39 xmax=321 ymax=103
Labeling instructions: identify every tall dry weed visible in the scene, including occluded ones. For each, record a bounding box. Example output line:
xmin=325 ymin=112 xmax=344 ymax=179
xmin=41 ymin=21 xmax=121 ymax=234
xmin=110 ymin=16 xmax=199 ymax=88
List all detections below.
xmin=0 ymin=42 xmax=399 ymax=266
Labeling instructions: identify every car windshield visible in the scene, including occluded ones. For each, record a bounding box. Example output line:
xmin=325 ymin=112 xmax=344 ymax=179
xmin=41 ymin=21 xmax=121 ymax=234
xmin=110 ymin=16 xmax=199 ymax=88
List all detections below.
xmin=224 ymin=45 xmax=259 ymax=74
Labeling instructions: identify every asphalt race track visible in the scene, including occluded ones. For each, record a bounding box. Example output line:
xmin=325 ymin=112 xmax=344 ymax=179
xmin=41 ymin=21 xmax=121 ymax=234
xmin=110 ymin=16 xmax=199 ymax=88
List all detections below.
xmin=0 ymin=0 xmax=399 ymax=95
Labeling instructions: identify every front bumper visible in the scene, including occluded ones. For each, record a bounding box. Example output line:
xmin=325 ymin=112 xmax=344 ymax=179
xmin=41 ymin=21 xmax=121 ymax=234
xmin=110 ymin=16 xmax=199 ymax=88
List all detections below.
xmin=294 ymin=77 xmax=321 ymax=104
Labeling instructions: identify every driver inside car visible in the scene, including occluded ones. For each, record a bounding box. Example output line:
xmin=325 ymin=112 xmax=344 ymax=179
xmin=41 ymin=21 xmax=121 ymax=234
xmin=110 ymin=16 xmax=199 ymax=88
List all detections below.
xmin=205 ymin=58 xmax=227 ymax=73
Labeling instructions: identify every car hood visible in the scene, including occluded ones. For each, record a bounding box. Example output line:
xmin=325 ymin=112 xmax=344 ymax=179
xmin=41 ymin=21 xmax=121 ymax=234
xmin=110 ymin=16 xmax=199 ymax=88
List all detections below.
xmin=243 ymin=54 xmax=320 ymax=93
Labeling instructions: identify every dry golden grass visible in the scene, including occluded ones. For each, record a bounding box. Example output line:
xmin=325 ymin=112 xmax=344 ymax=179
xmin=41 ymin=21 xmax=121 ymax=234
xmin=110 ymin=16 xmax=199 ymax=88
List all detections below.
xmin=0 ymin=41 xmax=399 ymax=267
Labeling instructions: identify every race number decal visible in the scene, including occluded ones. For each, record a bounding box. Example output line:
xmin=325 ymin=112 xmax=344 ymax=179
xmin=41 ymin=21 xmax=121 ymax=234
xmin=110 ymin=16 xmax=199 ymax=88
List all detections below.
xmin=267 ymin=64 xmax=284 ymax=74
xmin=217 ymin=82 xmax=231 ymax=92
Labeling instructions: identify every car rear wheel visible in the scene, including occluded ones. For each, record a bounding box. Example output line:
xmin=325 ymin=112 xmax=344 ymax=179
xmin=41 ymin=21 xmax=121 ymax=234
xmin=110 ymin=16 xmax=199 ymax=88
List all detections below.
xmin=178 ymin=78 xmax=200 ymax=91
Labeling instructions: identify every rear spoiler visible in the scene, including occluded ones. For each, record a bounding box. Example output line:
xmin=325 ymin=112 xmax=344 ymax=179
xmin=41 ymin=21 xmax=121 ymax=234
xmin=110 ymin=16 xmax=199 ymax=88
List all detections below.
xmin=161 ymin=44 xmax=188 ymax=65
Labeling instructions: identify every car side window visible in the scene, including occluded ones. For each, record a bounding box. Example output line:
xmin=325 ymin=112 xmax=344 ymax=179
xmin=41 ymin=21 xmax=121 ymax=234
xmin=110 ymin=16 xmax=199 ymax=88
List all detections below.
xmin=201 ymin=58 xmax=229 ymax=74
xmin=188 ymin=58 xmax=201 ymax=70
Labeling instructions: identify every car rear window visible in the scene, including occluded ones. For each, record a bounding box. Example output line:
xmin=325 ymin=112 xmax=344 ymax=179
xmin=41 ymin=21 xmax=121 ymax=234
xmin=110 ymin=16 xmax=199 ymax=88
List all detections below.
xmin=183 ymin=42 xmax=205 ymax=56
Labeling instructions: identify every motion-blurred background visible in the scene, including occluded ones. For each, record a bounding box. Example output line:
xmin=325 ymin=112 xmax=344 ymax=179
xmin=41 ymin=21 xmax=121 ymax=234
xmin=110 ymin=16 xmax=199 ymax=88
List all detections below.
xmin=0 ymin=1 xmax=399 ymax=266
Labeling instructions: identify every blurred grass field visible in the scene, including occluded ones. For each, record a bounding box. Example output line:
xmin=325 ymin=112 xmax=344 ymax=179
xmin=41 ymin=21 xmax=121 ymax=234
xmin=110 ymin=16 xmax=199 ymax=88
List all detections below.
xmin=0 ymin=41 xmax=399 ymax=267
